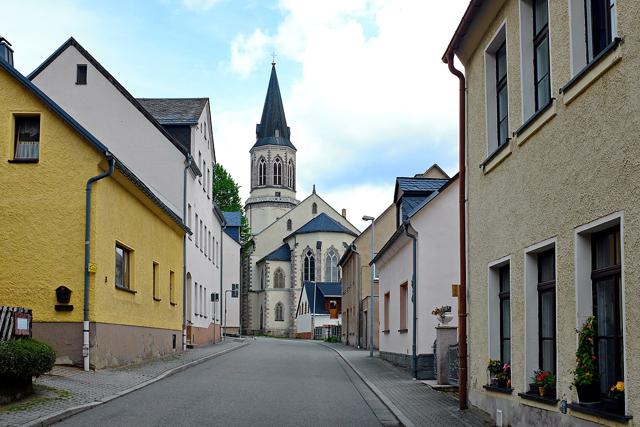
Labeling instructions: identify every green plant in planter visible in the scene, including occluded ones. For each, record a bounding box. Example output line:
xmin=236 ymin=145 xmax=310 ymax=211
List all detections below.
xmin=572 ymin=316 xmax=600 ymax=403
xmin=0 ymin=339 xmax=56 ymax=404
xmin=531 ymin=370 xmax=556 ymax=396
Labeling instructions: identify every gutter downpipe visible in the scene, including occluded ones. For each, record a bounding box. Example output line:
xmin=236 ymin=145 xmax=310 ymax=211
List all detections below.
xmin=445 ymin=51 xmax=468 ymax=410
xmin=403 ymin=221 xmax=418 ymax=380
xmin=220 ymin=223 xmax=225 ymax=341
xmin=83 ymin=154 xmax=115 ymax=372
xmin=182 ymin=154 xmax=192 ymax=351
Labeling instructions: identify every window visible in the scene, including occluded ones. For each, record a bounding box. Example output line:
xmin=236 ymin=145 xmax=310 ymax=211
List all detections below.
xmin=288 ymin=160 xmax=295 ymax=189
xmin=115 ymin=244 xmax=131 ymax=289
xmin=153 ymin=262 xmax=160 ymax=300
xmin=212 ymin=236 xmax=216 ymax=265
xmin=200 ymin=220 xmax=203 ymax=252
xmin=383 ymin=292 xmax=390 ymax=331
xmin=399 ymin=283 xmax=408 ymax=331
xmin=520 ymin=0 xmax=551 ymax=112
xmin=258 ymin=157 xmax=266 ymax=186
xmin=592 ymin=225 xmax=622 ymax=395
xmin=312 ymin=203 xmax=318 ymax=215
xmin=14 ymin=115 xmax=40 ymax=161
xmin=194 ymin=282 xmax=199 ymax=315
xmin=569 ymin=0 xmax=618 ymax=74
xmin=231 ymin=283 xmax=239 ymax=298
xmin=207 ymin=168 xmax=211 ymax=196
xmin=216 ymin=241 xmax=219 ymax=266
xmin=274 ymin=268 xmax=285 ymax=288
xmin=204 ymin=286 xmax=207 ymax=317
xmin=499 ymin=265 xmax=511 ymax=364
xmin=325 ymin=250 xmax=339 ymax=282
xmin=208 ymin=230 xmax=212 ymax=259
xmin=273 ymin=157 xmax=282 ymax=185
xmin=287 ymin=219 xmax=292 ymax=231
xmin=484 ymin=25 xmax=508 ymax=153
xmin=187 ymin=204 xmax=192 ymax=229
xmin=275 ymin=302 xmax=284 ymax=321
xmin=169 ymin=271 xmax=176 ymax=305
xmin=195 ymin=214 xmax=199 ymax=247
xmin=198 ymin=152 xmax=202 ymax=182
xmin=76 ymin=64 xmax=87 ymax=85
xmin=537 ymin=249 xmax=556 ymax=373
xmin=304 ymin=250 xmax=315 ymax=282
xmin=203 ymin=161 xmax=207 ymax=191
xmin=204 ymin=226 xmax=208 ymax=256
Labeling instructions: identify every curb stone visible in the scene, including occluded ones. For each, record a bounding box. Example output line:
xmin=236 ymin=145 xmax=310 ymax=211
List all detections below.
xmin=317 ymin=342 xmax=415 ymax=427
xmin=22 ymin=341 xmax=251 ymax=427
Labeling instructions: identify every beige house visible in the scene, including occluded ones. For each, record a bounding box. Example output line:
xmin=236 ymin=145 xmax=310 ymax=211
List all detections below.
xmin=445 ymin=0 xmax=638 ymax=425
xmin=339 ymin=203 xmax=395 ymax=350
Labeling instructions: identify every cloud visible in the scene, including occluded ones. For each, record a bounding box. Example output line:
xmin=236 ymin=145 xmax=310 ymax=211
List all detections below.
xmin=230 ymin=29 xmax=271 ymax=78
xmin=182 ymin=0 xmax=221 ymax=11
xmin=225 ymin=0 xmax=469 ymax=212
xmin=320 ymin=182 xmax=395 ymax=232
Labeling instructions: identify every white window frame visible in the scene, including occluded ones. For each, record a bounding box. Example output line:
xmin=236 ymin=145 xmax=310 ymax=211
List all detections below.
xmin=487 ymin=255 xmax=511 ymax=361
xmin=484 ymin=21 xmax=508 ymax=155
xmin=569 ymin=0 xmax=618 ymax=76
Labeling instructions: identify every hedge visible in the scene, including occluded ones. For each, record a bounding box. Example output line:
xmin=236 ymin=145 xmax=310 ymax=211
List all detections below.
xmin=0 ymin=338 xmax=56 ymax=380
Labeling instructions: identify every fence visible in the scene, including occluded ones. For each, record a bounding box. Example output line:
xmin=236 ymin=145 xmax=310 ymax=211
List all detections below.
xmin=0 ymin=306 xmax=32 ymax=341
xmin=448 ymin=343 xmax=459 ymax=385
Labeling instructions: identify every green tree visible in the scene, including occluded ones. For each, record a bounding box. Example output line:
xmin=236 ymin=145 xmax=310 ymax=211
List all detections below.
xmin=212 ymin=163 xmax=251 ymax=247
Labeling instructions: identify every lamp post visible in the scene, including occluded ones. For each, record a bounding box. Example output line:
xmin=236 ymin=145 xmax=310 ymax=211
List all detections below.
xmin=224 ymin=289 xmax=232 ymax=340
xmin=362 ymin=215 xmax=375 ymax=358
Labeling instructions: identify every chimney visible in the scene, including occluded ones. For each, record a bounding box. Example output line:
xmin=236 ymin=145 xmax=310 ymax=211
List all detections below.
xmin=341 ymin=208 xmax=347 ymax=219
xmin=0 ymin=37 xmax=13 ymax=66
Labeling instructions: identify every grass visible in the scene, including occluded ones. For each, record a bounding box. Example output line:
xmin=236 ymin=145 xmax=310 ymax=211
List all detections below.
xmin=0 ymin=384 xmax=72 ymax=413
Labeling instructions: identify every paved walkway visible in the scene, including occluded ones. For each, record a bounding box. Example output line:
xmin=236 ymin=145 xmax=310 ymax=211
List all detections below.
xmin=0 ymin=338 xmax=248 ymax=426
xmin=323 ymin=343 xmax=493 ymax=427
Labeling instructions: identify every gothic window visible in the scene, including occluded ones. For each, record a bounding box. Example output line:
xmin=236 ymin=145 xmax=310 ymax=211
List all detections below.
xmin=273 ymin=157 xmax=282 ymax=186
xmin=258 ymin=157 xmax=267 ymax=186
xmin=288 ymin=159 xmax=295 ymax=189
xmin=274 ymin=268 xmax=285 ymax=288
xmin=304 ymin=250 xmax=315 ymax=282
xmin=312 ymin=203 xmax=318 ymax=215
xmin=275 ymin=302 xmax=284 ymax=321
xmin=287 ymin=219 xmax=292 ymax=231
xmin=325 ymin=250 xmax=339 ymax=282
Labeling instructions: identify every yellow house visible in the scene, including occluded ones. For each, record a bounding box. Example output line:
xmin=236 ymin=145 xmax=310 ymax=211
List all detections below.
xmin=0 ymin=53 xmax=186 ymax=369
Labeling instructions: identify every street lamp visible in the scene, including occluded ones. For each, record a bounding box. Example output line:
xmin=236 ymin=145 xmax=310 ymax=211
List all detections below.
xmin=362 ymin=215 xmax=375 ymax=358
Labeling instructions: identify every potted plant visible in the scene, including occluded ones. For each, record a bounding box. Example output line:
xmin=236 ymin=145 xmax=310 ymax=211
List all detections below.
xmin=602 ymin=381 xmax=624 ymax=414
xmin=496 ymin=363 xmax=511 ymax=388
xmin=431 ymin=305 xmax=453 ymax=325
xmin=487 ymin=359 xmax=502 ymax=386
xmin=531 ymin=370 xmax=556 ymax=397
xmin=572 ymin=316 xmax=600 ymax=403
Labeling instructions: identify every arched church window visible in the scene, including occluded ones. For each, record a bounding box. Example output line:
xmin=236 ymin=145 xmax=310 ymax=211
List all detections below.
xmin=325 ymin=250 xmax=339 ymax=282
xmin=287 ymin=219 xmax=292 ymax=231
xmin=258 ymin=157 xmax=267 ymax=186
xmin=304 ymin=250 xmax=315 ymax=282
xmin=288 ymin=160 xmax=295 ymax=189
xmin=275 ymin=302 xmax=284 ymax=321
xmin=312 ymin=203 xmax=318 ymax=215
xmin=273 ymin=157 xmax=282 ymax=186
xmin=274 ymin=268 xmax=285 ymax=288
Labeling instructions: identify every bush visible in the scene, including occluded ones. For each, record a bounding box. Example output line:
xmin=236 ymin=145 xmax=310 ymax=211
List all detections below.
xmin=324 ymin=336 xmax=340 ymax=343
xmin=0 ymin=338 xmax=56 ymax=380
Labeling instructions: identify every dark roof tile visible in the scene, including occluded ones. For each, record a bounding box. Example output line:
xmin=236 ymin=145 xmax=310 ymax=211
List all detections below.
xmin=138 ymin=98 xmax=208 ymax=125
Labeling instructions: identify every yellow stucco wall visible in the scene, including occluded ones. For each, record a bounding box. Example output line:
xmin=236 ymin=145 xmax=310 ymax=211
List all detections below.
xmin=0 ymin=66 xmax=183 ymax=333
xmin=456 ymin=0 xmax=640 ymax=423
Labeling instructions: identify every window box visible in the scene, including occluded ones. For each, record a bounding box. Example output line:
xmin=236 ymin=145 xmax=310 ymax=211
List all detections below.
xmin=568 ymin=402 xmax=632 ymax=423
xmin=483 ymin=384 xmax=512 ymax=394
xmin=518 ymin=391 xmax=558 ymax=405
xmin=560 ymin=38 xmax=622 ymax=106
xmin=480 ymin=139 xmax=512 ymax=175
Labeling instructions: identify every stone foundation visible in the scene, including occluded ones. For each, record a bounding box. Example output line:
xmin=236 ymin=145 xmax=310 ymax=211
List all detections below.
xmin=187 ymin=323 xmax=221 ymax=346
xmin=379 ymin=351 xmax=435 ymax=380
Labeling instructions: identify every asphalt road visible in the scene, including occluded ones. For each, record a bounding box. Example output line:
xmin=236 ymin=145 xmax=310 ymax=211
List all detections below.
xmin=56 ymin=338 xmax=388 ymax=427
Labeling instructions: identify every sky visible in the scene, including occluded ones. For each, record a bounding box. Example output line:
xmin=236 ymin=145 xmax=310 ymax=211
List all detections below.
xmin=3 ymin=0 xmax=468 ymax=231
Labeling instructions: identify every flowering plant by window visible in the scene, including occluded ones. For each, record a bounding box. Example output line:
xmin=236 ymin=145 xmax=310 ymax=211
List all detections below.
xmin=572 ymin=316 xmax=598 ymax=386
xmin=532 ymin=370 xmax=555 ymax=387
xmin=431 ymin=305 xmax=452 ymax=323
xmin=609 ymin=381 xmax=624 ymax=400
xmin=487 ymin=359 xmax=502 ymax=376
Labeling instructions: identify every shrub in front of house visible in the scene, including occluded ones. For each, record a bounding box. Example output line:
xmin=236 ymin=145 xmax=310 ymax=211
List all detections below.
xmin=0 ymin=338 xmax=56 ymax=404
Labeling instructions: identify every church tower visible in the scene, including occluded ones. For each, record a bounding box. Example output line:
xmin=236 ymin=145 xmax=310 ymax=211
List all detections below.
xmin=245 ymin=62 xmax=299 ymax=234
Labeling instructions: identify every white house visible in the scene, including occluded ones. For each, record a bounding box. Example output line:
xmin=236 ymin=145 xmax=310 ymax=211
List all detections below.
xmin=373 ymin=171 xmax=459 ymax=379
xmin=295 ymin=282 xmax=342 ymax=339
xmin=222 ymin=212 xmax=242 ymax=336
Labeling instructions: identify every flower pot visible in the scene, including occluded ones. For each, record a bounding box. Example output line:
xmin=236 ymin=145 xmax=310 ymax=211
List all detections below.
xmin=529 ymin=383 xmax=538 ymax=394
xmin=602 ymin=397 xmax=624 ymax=414
xmin=576 ymin=383 xmax=601 ymax=404
xmin=497 ymin=378 xmax=508 ymax=388
xmin=538 ymin=386 xmax=546 ymax=397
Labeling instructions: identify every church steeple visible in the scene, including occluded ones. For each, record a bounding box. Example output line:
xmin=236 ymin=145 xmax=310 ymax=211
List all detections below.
xmin=254 ymin=62 xmax=295 ymax=149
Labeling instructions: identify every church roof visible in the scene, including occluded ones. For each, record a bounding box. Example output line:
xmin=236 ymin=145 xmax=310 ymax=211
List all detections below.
xmin=286 ymin=213 xmax=358 ymax=239
xmin=252 ymin=63 xmax=296 ymax=150
xmin=302 ymin=282 xmax=342 ymax=314
xmin=138 ymin=98 xmax=208 ymax=125
xmin=257 ymin=243 xmax=291 ymax=264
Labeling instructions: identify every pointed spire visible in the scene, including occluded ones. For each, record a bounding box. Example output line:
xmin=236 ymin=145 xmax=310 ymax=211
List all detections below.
xmin=253 ymin=62 xmax=295 ymax=149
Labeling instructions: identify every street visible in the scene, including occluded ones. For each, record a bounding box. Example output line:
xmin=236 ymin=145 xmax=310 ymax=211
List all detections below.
xmin=55 ymin=339 xmax=389 ymax=427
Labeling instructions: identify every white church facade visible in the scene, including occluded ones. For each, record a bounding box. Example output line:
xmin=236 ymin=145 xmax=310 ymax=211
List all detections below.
xmin=242 ymin=63 xmax=358 ymax=337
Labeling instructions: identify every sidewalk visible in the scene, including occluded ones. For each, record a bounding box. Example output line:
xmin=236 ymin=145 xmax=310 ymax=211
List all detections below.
xmin=0 ymin=338 xmax=249 ymax=427
xmin=322 ymin=343 xmax=492 ymax=427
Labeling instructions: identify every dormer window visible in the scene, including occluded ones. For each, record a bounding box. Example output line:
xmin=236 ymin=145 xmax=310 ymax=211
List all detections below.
xmin=76 ymin=64 xmax=87 ymax=85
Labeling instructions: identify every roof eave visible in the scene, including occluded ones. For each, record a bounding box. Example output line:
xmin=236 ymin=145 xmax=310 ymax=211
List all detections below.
xmin=442 ymin=0 xmax=484 ymax=62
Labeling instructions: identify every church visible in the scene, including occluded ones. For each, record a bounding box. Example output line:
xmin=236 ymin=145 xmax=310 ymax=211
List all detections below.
xmin=241 ymin=62 xmax=359 ymax=337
